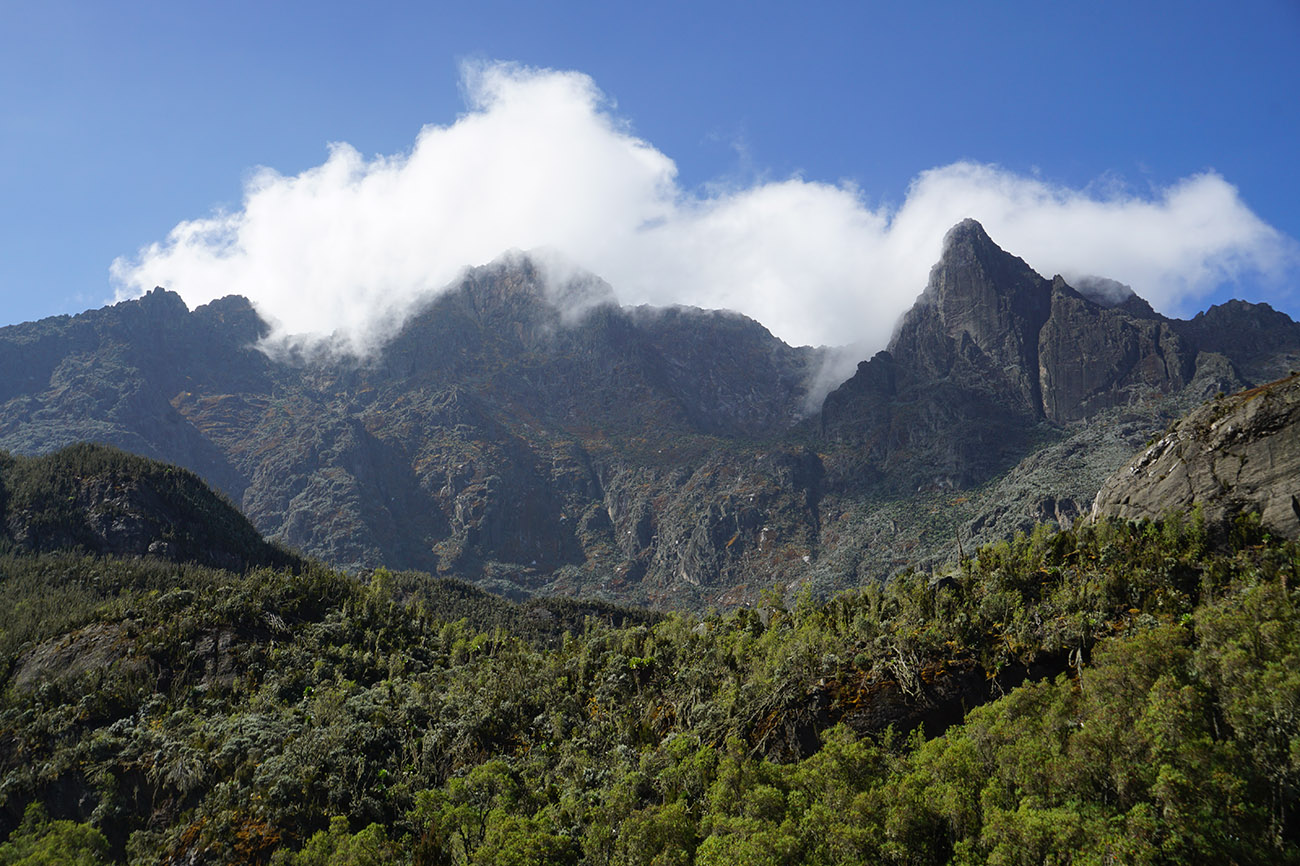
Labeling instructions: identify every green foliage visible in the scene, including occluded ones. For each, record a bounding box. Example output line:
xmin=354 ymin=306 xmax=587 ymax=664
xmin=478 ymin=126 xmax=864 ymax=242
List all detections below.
xmin=2 ymin=515 xmax=1299 ymax=864
xmin=0 ymin=804 xmax=110 ymax=866
xmin=0 ymin=443 xmax=302 ymax=571
xmin=272 ymin=817 xmax=398 ymax=866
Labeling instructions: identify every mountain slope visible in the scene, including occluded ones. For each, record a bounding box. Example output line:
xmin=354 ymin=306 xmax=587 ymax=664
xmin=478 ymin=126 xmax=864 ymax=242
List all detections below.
xmin=3 ymin=504 xmax=1298 ymax=863
xmin=0 ymin=442 xmax=300 ymax=572
xmin=0 ymin=225 xmax=1297 ymax=607
xmin=0 ymin=259 xmax=827 ymax=605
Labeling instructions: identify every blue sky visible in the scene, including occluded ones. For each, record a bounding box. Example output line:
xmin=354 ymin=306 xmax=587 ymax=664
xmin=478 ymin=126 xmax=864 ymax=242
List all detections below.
xmin=2 ymin=0 xmax=1297 ymax=352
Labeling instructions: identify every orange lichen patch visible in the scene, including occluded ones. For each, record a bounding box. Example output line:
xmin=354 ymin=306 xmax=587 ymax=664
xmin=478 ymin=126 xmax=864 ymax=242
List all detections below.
xmin=232 ymin=815 xmax=283 ymax=863
xmin=751 ymin=707 xmax=787 ymax=747
xmin=172 ymin=817 xmax=209 ymax=861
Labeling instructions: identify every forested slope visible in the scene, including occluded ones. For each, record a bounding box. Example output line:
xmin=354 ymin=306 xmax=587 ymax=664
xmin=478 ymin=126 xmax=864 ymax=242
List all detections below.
xmin=3 ymin=507 xmax=1298 ymax=864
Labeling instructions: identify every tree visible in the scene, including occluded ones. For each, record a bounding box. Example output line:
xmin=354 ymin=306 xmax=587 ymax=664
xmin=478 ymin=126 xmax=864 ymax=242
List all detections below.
xmin=0 ymin=804 xmax=110 ymax=866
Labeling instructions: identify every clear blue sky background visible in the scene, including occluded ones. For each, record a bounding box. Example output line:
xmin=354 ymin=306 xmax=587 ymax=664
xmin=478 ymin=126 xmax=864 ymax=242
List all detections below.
xmin=2 ymin=0 xmax=1298 ymax=328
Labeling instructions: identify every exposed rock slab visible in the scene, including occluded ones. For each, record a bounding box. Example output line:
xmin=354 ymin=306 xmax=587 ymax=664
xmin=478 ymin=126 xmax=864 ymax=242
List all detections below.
xmin=1091 ymin=373 xmax=1300 ymax=538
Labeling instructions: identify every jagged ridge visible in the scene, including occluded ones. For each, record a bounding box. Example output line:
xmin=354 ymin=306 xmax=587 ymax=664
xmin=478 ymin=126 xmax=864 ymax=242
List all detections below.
xmin=0 ymin=227 xmax=1296 ymax=607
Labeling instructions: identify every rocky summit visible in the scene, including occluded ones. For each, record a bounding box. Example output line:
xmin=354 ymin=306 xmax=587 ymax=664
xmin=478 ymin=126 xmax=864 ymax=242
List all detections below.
xmin=1 ymin=221 xmax=1297 ymax=608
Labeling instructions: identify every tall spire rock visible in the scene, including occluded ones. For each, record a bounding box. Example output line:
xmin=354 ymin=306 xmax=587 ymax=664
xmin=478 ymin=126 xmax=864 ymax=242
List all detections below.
xmin=889 ymin=218 xmax=1053 ymax=416
xmin=820 ymin=219 xmax=1214 ymax=491
xmin=819 ymin=220 xmax=1062 ymax=490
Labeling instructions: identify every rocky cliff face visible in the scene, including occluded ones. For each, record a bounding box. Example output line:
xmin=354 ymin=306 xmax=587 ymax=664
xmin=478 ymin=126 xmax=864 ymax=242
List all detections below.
xmin=1092 ymin=372 xmax=1300 ymax=539
xmin=0 ymin=226 xmax=1296 ymax=608
xmin=1178 ymin=300 xmax=1300 ymax=385
xmin=1037 ymin=282 xmax=1196 ymax=423
xmin=0 ymin=258 xmax=828 ymax=606
xmin=895 ymin=219 xmax=1054 ymax=416
xmin=819 ymin=220 xmax=1280 ymax=493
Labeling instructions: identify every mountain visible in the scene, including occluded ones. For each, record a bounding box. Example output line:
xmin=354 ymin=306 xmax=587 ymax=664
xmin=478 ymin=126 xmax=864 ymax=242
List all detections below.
xmin=0 ymin=259 xmax=826 ymax=607
xmin=813 ymin=220 xmax=1299 ymax=577
xmin=818 ymin=219 xmax=1295 ymax=488
xmin=1 ymin=223 xmax=1297 ymax=607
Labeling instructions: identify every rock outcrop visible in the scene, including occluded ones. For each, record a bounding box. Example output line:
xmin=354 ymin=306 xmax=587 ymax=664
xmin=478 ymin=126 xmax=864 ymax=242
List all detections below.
xmin=1091 ymin=373 xmax=1300 ymax=539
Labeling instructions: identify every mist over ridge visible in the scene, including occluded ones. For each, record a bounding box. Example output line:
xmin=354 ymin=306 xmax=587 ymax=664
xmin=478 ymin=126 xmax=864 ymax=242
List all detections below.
xmin=111 ymin=61 xmax=1297 ymax=360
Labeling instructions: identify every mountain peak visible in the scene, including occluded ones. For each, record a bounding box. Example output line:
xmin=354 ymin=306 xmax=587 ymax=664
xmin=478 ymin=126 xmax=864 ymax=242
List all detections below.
xmin=942 ymin=217 xmax=995 ymax=248
xmin=891 ymin=220 xmax=1053 ymax=416
xmin=130 ymin=286 xmax=191 ymax=318
xmin=460 ymin=251 xmax=618 ymax=322
xmin=192 ymin=295 xmax=272 ymax=342
xmin=924 ymin=219 xmax=1042 ymax=300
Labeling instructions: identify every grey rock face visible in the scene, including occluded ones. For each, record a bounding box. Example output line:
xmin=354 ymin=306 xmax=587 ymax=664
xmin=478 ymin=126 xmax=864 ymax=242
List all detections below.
xmin=1179 ymin=300 xmax=1300 ymax=385
xmin=1091 ymin=373 xmax=1300 ymax=539
xmin=819 ymin=219 xmax=1286 ymax=496
xmin=1037 ymin=281 xmax=1195 ymax=423
xmin=820 ymin=222 xmax=1058 ymax=489
xmin=0 ymin=258 xmax=827 ymax=606
xmin=820 ymin=220 xmax=1200 ymax=490
xmin=896 ymin=219 xmax=1054 ymax=416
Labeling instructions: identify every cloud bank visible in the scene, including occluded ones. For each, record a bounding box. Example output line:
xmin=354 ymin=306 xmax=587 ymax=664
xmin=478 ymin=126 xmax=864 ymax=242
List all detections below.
xmin=112 ymin=61 xmax=1297 ymax=359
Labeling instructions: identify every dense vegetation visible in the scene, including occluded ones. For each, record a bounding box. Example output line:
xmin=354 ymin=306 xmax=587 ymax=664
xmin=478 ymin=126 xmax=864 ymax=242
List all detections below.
xmin=0 ymin=444 xmax=301 ymax=573
xmin=2 ymin=511 xmax=1298 ymax=864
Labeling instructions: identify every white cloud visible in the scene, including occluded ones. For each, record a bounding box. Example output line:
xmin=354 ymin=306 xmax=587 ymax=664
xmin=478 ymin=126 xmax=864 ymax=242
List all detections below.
xmin=112 ymin=61 xmax=1298 ymax=362
xmin=889 ymin=163 xmax=1295 ymax=318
